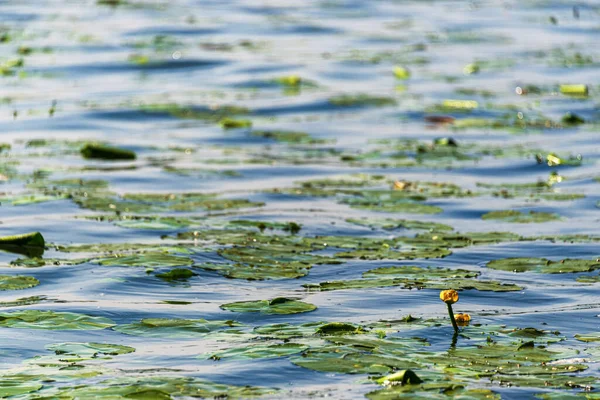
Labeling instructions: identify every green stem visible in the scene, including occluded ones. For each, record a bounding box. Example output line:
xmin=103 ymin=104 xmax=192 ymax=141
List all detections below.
xmin=450 ymin=331 xmax=458 ymax=349
xmin=446 ymin=302 xmax=458 ymax=333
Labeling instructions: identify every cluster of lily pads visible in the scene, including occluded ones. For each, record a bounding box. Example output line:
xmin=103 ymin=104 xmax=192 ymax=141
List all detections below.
xmin=0 ymin=306 xmax=598 ymax=399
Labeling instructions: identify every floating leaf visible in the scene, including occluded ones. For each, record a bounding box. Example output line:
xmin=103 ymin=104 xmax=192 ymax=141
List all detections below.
xmin=0 ymin=310 xmax=115 ymax=330
xmin=367 ymin=382 xmax=499 ymax=400
xmin=220 ymin=118 xmax=252 ymax=129
xmin=441 ymin=99 xmax=478 ymax=110
xmin=114 ymin=318 xmax=242 ymax=338
xmin=221 ymin=298 xmax=316 ymax=315
xmin=363 ymin=265 xmax=479 ymax=280
xmin=575 ymin=333 xmax=600 ymax=343
xmin=9 ymin=257 xmax=89 ymax=267
xmin=482 ymin=210 xmax=561 ymax=223
xmin=346 ymin=218 xmax=453 ymax=232
xmin=487 ymin=258 xmax=600 ymax=274
xmin=197 ymin=261 xmax=311 ymax=280
xmin=291 ymin=341 xmax=422 ymax=374
xmin=329 ymin=94 xmax=397 ymax=108
xmin=0 ymin=275 xmax=39 ymax=290
xmin=113 ymin=216 xmax=197 ymax=230
xmin=47 ymin=342 xmax=135 ymax=359
xmin=0 ymin=380 xmax=42 ymax=397
xmin=155 ymin=268 xmax=196 ymax=282
xmin=0 ymin=295 xmax=47 ymax=307
xmin=47 ymin=377 xmax=276 ymax=398
xmin=343 ymin=198 xmax=443 ymax=214
xmin=251 ymin=130 xmax=326 ymax=145
xmin=306 ymin=264 xmax=522 ymax=292
xmin=253 ymin=322 xmax=325 ymax=339
xmin=207 ymin=343 xmax=307 ymax=361
xmin=96 ymin=252 xmax=193 ymax=268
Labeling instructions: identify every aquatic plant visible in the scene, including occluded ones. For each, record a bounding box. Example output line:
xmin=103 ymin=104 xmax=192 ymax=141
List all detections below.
xmin=440 ymin=289 xmax=459 ymax=333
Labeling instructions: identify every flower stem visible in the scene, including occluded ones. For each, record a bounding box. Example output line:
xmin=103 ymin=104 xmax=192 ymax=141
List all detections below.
xmin=447 ymin=302 xmax=458 ymax=333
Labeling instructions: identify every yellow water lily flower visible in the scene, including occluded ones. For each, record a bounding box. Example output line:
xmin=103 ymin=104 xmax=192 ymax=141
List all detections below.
xmin=454 ymin=313 xmax=471 ymax=326
xmin=439 ymin=289 xmax=458 ymax=304
xmin=393 ymin=180 xmax=409 ymax=190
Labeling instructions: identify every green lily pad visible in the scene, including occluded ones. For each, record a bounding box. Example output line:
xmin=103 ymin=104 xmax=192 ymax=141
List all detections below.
xmin=47 ymin=342 xmax=135 ymax=358
xmin=343 ymin=198 xmax=443 ymax=214
xmin=291 ymin=343 xmax=422 ymax=374
xmin=140 ymin=103 xmax=250 ymax=123
xmin=75 ymin=191 xmax=264 ymax=213
xmin=413 ymin=231 xmax=522 ymax=247
xmin=367 ymin=383 xmax=500 ymax=400
xmin=113 ymin=216 xmax=197 ymax=230
xmin=305 ymin=265 xmax=521 ymax=292
xmin=305 ymin=277 xmax=522 ymax=293
xmin=195 ymin=245 xmax=332 ymax=280
xmin=487 ymin=258 xmax=600 ymax=274
xmin=346 ymin=218 xmax=453 ymax=232
xmin=477 ymin=180 xmax=584 ymax=201
xmin=155 ymin=268 xmax=196 ymax=282
xmin=363 ymin=265 xmax=479 ymax=280
xmin=0 ymin=310 xmax=115 ymax=330
xmin=221 ymin=298 xmax=317 ymax=315
xmin=207 ymin=343 xmax=307 ymax=361
xmin=304 ymin=278 xmax=409 ymax=292
xmin=114 ymin=318 xmax=242 ymax=338
xmin=196 ymin=261 xmax=311 ymax=280
xmin=315 ymin=322 xmax=365 ymax=335
xmin=253 ymin=322 xmax=326 ymax=339
xmin=574 ymin=333 xmax=600 ymax=342
xmin=329 ymin=94 xmax=397 ymax=108
xmin=333 ymin=247 xmax=452 ymax=260
xmin=0 ymin=275 xmax=39 ymax=290
xmin=55 ymin=242 xmax=191 ymax=254
xmin=96 ymin=252 xmax=193 ymax=268
xmin=482 ymin=210 xmax=561 ymax=223
xmin=0 ymin=380 xmax=43 ymax=397
xmin=0 ymin=295 xmax=48 ymax=307
xmin=2 ymin=193 xmax=67 ymax=206
xmin=426 ymin=279 xmax=523 ymax=292
xmin=47 ymin=376 xmax=276 ymax=398
xmin=251 ymin=130 xmax=327 ymax=145
xmin=220 ymin=118 xmax=252 ymax=129
xmin=575 ymin=275 xmax=600 ymax=283
xmin=228 ymin=220 xmax=302 ymax=234
xmin=9 ymin=257 xmax=89 ymax=267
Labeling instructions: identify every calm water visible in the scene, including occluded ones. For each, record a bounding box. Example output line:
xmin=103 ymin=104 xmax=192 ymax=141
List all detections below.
xmin=0 ymin=0 xmax=599 ymax=399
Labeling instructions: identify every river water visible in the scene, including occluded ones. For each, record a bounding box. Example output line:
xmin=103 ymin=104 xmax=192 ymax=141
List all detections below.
xmin=0 ymin=1 xmax=599 ymax=399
